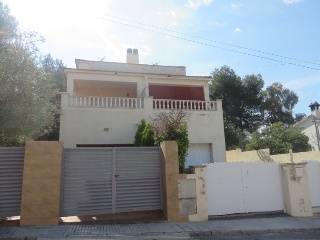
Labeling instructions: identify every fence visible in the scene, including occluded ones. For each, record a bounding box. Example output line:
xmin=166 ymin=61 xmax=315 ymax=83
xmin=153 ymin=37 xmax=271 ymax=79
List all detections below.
xmin=0 ymin=147 xmax=25 ymax=218
xmin=206 ymin=162 xmax=285 ymax=216
xmin=306 ymin=161 xmax=320 ymax=207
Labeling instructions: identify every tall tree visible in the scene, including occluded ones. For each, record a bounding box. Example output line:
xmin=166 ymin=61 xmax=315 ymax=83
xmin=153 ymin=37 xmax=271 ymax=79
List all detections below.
xmin=224 ymin=120 xmax=247 ymax=150
xmin=210 ymin=66 xmax=243 ymax=125
xmin=210 ymin=66 xmax=264 ymax=131
xmin=36 ymin=54 xmax=66 ymax=141
xmin=260 ymin=82 xmax=298 ymax=125
xmin=0 ymin=2 xmax=59 ymax=146
xmin=210 ymin=66 xmax=264 ymax=149
xmin=0 ymin=1 xmax=18 ymax=42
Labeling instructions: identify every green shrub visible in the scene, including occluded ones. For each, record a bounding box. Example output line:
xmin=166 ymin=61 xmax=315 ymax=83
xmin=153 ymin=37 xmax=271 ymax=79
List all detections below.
xmin=134 ymin=119 xmax=154 ymax=146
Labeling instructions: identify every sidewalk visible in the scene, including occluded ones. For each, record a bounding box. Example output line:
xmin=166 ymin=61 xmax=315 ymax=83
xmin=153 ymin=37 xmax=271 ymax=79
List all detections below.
xmin=1 ymin=216 xmax=320 ymax=239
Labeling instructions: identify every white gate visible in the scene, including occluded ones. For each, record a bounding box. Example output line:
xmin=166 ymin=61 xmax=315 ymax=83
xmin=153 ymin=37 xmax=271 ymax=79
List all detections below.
xmin=206 ymin=162 xmax=284 ymax=216
xmin=306 ymin=161 xmax=320 ymax=207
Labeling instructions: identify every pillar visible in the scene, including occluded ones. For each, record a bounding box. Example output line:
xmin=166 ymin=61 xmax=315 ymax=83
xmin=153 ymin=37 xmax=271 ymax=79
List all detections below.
xmin=281 ymin=163 xmax=313 ymax=217
xmin=20 ymin=141 xmax=63 ymax=226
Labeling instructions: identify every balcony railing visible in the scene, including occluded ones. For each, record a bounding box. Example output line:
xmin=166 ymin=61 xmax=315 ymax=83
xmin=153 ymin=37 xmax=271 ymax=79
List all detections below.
xmin=68 ymin=96 xmax=143 ymax=109
xmin=153 ymin=99 xmax=217 ymax=111
xmin=66 ymin=96 xmax=218 ymax=111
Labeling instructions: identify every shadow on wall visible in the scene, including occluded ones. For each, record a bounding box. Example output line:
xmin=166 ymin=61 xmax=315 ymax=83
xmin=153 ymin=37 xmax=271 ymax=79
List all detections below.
xmin=226 ymin=148 xmax=320 ymax=163
xmin=257 ymin=149 xmax=274 ymax=163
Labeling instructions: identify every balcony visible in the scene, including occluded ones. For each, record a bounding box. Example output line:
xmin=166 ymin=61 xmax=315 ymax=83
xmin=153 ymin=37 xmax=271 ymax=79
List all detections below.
xmin=62 ymin=94 xmax=218 ymax=111
xmin=67 ymin=96 xmax=143 ymax=109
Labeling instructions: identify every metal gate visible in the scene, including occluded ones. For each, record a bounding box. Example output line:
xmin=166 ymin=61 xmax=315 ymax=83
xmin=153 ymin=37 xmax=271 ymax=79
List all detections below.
xmin=0 ymin=147 xmax=25 ymax=217
xmin=61 ymin=147 xmax=162 ymax=217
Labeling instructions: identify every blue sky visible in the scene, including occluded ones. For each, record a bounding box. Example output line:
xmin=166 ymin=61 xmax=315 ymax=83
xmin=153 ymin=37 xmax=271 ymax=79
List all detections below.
xmin=3 ymin=0 xmax=320 ymax=115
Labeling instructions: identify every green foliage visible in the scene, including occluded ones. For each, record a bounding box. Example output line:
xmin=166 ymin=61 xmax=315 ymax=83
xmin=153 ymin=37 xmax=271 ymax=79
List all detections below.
xmin=210 ymin=66 xmax=304 ymax=150
xmin=36 ymin=54 xmax=66 ymax=141
xmin=134 ymin=119 xmax=154 ymax=146
xmin=224 ymin=120 xmax=247 ymax=150
xmin=210 ymin=66 xmax=264 ymax=132
xmin=260 ymin=82 xmax=298 ymax=125
xmin=151 ymin=110 xmax=190 ymax=173
xmin=134 ymin=113 xmax=190 ymax=173
xmin=176 ymin=123 xmax=189 ymax=173
xmin=0 ymin=2 xmax=64 ymax=146
xmin=246 ymin=122 xmax=311 ymax=154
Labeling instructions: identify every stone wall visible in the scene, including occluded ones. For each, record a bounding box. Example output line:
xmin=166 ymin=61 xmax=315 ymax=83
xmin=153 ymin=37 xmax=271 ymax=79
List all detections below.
xmin=20 ymin=141 xmax=63 ymax=226
xmin=226 ymin=148 xmax=320 ymax=163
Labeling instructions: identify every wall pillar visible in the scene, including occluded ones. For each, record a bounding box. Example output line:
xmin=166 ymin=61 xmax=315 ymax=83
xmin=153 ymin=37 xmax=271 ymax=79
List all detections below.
xmin=160 ymin=141 xmax=188 ymax=222
xmin=20 ymin=141 xmax=63 ymax=226
xmin=60 ymin=92 xmax=69 ymax=109
xmin=187 ymin=166 xmax=208 ymax=221
xmin=281 ymin=163 xmax=313 ymax=217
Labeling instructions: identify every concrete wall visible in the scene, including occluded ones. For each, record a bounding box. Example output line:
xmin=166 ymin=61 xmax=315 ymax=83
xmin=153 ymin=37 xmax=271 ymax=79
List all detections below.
xmin=160 ymin=141 xmax=188 ymax=222
xmin=281 ymin=163 xmax=313 ymax=217
xmin=226 ymin=149 xmax=272 ymax=163
xmin=161 ymin=141 xmax=209 ymax=222
xmin=226 ymin=148 xmax=320 ymax=163
xmin=20 ymin=141 xmax=63 ymax=226
xmin=187 ymin=166 xmax=208 ymax=221
xmin=60 ymin=95 xmax=226 ymax=162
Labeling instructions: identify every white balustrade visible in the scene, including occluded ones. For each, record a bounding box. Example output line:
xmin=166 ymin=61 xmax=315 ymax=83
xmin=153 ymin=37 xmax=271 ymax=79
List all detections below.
xmin=68 ymin=96 xmax=143 ymax=109
xmin=68 ymin=96 xmax=217 ymax=111
xmin=153 ymin=99 xmax=217 ymax=111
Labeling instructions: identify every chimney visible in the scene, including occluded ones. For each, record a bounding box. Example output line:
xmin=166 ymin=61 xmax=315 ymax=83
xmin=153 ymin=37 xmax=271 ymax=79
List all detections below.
xmin=126 ymin=48 xmax=139 ymax=64
xmin=309 ymin=101 xmax=320 ymax=118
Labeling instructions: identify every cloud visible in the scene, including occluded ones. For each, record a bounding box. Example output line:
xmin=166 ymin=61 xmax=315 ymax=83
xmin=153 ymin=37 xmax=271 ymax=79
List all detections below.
xmin=169 ymin=9 xmax=176 ymax=16
xmin=231 ymin=3 xmax=242 ymax=9
xmin=214 ymin=22 xmax=227 ymax=27
xmin=234 ymin=27 xmax=242 ymax=33
xmin=186 ymin=0 xmax=212 ymax=9
xmin=283 ymin=0 xmax=302 ymax=4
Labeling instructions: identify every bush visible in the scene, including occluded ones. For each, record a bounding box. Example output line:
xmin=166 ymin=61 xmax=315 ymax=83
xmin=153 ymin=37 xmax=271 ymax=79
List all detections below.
xmin=134 ymin=119 xmax=154 ymax=146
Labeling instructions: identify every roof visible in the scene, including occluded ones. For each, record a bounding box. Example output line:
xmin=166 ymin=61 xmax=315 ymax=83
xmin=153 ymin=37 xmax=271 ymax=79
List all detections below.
xmin=63 ymin=67 xmax=212 ymax=80
xmin=74 ymin=58 xmax=186 ymax=68
xmin=294 ymin=114 xmax=320 ymax=127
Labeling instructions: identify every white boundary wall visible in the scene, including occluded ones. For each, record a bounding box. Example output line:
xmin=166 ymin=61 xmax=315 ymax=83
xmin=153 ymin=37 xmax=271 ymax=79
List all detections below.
xmin=306 ymin=161 xmax=320 ymax=207
xmin=206 ymin=162 xmax=285 ymax=216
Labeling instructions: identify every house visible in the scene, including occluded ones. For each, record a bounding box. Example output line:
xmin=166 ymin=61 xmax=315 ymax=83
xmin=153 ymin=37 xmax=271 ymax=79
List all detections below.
xmin=295 ymin=101 xmax=320 ymax=151
xmin=59 ymin=48 xmax=226 ymax=164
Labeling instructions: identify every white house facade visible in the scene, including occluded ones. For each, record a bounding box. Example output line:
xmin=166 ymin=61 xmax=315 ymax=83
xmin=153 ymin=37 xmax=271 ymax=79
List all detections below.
xmin=295 ymin=101 xmax=320 ymax=151
xmin=59 ymin=49 xmax=226 ymax=164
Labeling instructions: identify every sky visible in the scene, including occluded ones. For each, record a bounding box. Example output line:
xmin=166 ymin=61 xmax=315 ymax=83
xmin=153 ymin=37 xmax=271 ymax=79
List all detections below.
xmin=2 ymin=0 xmax=320 ymax=116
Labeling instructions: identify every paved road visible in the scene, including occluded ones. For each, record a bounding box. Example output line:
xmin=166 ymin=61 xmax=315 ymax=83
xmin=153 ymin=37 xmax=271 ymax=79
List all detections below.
xmin=22 ymin=230 xmax=320 ymax=240
xmin=196 ymin=230 xmax=320 ymax=240
xmin=2 ymin=216 xmax=320 ymax=239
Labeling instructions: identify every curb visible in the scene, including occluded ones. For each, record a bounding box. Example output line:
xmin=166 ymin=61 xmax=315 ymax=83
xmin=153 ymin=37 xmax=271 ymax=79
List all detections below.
xmin=190 ymin=228 xmax=320 ymax=237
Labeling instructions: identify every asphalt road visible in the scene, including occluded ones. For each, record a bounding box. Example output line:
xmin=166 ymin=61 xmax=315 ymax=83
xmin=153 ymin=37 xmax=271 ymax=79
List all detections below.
xmin=195 ymin=230 xmax=320 ymax=240
xmin=25 ymin=230 xmax=320 ymax=240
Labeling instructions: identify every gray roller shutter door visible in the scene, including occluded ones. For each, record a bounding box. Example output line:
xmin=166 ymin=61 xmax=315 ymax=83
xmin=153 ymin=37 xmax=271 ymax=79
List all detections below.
xmin=61 ymin=148 xmax=113 ymax=216
xmin=185 ymin=143 xmax=212 ymax=167
xmin=0 ymin=147 xmax=25 ymax=217
xmin=61 ymin=147 xmax=161 ymax=217
xmin=116 ymin=147 xmax=162 ymax=212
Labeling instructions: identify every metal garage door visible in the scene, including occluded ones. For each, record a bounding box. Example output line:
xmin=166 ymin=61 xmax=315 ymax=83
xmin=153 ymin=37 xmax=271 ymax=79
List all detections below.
xmin=0 ymin=147 xmax=25 ymax=217
xmin=185 ymin=143 xmax=212 ymax=167
xmin=61 ymin=147 xmax=162 ymax=217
